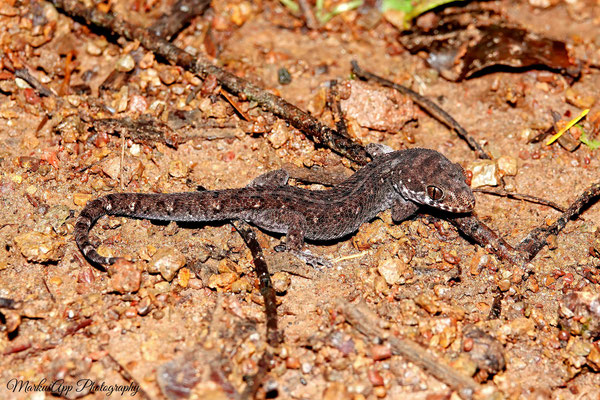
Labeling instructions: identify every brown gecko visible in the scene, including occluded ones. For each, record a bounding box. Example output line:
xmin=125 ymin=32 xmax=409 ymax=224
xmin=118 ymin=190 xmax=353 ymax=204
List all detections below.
xmin=75 ymin=145 xmax=475 ymax=267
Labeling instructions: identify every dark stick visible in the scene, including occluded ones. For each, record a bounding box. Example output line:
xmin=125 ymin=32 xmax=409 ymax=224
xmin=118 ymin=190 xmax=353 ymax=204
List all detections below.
xmin=148 ymin=0 xmax=211 ymax=40
xmin=298 ymin=0 xmax=318 ymax=30
xmin=517 ymin=182 xmax=600 ymax=261
xmin=326 ymin=80 xmax=351 ymax=139
xmin=473 ymin=187 xmax=566 ymax=213
xmin=232 ymin=221 xmax=280 ymax=400
xmin=49 ymin=0 xmax=370 ymax=165
xmin=15 ymin=68 xmax=55 ymax=97
xmin=232 ymin=221 xmax=281 ymax=346
xmin=449 ymin=215 xmax=526 ymax=266
xmin=338 ymin=300 xmax=481 ymax=399
xmin=351 ymin=61 xmax=491 ymax=160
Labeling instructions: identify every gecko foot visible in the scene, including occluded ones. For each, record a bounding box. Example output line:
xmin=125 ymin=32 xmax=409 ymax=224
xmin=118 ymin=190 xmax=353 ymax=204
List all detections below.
xmin=291 ymin=249 xmax=332 ymax=269
xmin=274 ymin=244 xmax=331 ymax=268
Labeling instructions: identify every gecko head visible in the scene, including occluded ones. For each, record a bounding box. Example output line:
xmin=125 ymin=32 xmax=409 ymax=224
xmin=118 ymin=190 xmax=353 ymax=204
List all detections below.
xmin=394 ymin=148 xmax=475 ymax=213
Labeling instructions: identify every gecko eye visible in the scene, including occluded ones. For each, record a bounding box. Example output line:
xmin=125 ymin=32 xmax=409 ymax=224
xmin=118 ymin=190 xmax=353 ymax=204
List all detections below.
xmin=426 ymin=186 xmax=444 ymax=201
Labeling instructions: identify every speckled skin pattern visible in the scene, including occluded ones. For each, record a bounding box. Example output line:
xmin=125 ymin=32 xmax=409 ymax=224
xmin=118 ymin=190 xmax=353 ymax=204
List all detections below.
xmin=75 ymin=148 xmax=475 ymax=265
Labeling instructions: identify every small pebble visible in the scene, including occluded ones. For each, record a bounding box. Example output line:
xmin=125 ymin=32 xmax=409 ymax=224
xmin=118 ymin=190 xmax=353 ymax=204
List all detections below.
xmin=370 ymin=344 xmax=391 ymax=361
xmin=108 ymin=259 xmax=141 ymax=293
xmin=467 ymin=160 xmax=498 ymax=187
xmin=367 ymin=369 xmax=384 ymax=386
xmin=497 ymin=155 xmax=518 ymax=176
xmin=377 ymin=258 xmax=406 ymax=285
xmin=231 ymin=277 xmax=252 ymax=293
xmin=14 ymin=231 xmax=62 ymax=262
xmin=271 ymin=271 xmax=291 ymax=293
xmin=208 ymin=272 xmax=237 ymax=290
xmin=278 ymin=67 xmax=292 ymax=85
xmin=149 ymin=247 xmax=187 ymax=281
xmin=73 ymin=193 xmax=92 ymax=206
xmin=116 ymin=54 xmax=135 ymax=72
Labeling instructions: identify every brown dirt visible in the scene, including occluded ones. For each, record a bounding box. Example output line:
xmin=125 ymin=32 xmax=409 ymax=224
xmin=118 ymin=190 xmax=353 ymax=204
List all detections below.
xmin=1 ymin=0 xmax=600 ymax=399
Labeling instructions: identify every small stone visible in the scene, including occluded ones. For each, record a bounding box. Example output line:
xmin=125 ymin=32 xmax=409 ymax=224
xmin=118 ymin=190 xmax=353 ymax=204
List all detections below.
xmin=139 ymin=52 xmax=154 ymax=69
xmin=497 ymin=155 xmax=518 ymax=176
xmin=168 ymin=159 xmax=188 ymax=178
xmin=373 ymin=275 xmax=390 ymax=295
xmin=128 ymin=95 xmax=148 ymax=114
xmin=14 ymin=231 xmax=62 ymax=262
xmin=115 ymin=85 xmax=129 ymax=112
xmin=587 ymin=345 xmax=600 ymax=371
xmin=565 ymin=88 xmax=595 ymax=109
xmin=498 ymin=279 xmax=511 ymax=292
xmin=377 ymin=258 xmax=406 ymax=285
xmin=159 ymin=67 xmax=179 ymax=85
xmin=267 ymin=120 xmax=291 ymax=149
xmin=73 ymin=193 xmax=92 ymax=206
xmin=231 ymin=277 xmax=252 ymax=293
xmin=286 ymin=357 xmax=301 ymax=369
xmin=528 ymin=0 xmax=559 ymax=8
xmin=271 ymin=272 xmax=291 ymax=293
xmin=177 ymin=267 xmax=191 ymax=288
xmin=278 ymin=68 xmax=292 ymax=85
xmin=370 ymin=344 xmax=392 ymax=361
xmin=86 ymin=41 xmax=102 ymax=56
xmin=373 ymin=387 xmax=386 ymax=398
xmin=5 ymin=311 xmax=21 ymax=333
xmin=108 ymin=259 xmax=141 ymax=293
xmin=467 ymin=160 xmax=499 ymax=188
xmin=15 ymin=77 xmax=32 ymax=89
xmin=208 ymin=272 xmax=237 ymax=290
xmin=116 ymin=54 xmax=135 ymax=72
xmin=149 ymin=247 xmax=186 ymax=281
xmin=367 ymin=369 xmax=384 ymax=386
xmin=100 ymin=155 xmax=144 ymax=184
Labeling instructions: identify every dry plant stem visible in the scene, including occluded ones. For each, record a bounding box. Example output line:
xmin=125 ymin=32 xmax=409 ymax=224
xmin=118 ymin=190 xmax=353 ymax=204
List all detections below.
xmin=474 ymin=187 xmax=566 ymax=213
xmin=232 ymin=221 xmax=280 ymax=400
xmin=517 ymin=182 xmax=600 ymax=261
xmin=148 ymin=0 xmax=210 ymax=40
xmin=48 ymin=0 xmax=370 ymax=164
xmin=232 ymin=221 xmax=281 ymax=346
xmin=298 ymin=0 xmax=318 ymax=30
xmin=338 ymin=300 xmax=481 ymax=400
xmin=326 ymin=80 xmax=351 ymax=139
xmin=15 ymin=68 xmax=54 ymax=97
xmin=351 ymin=61 xmax=491 ymax=160
xmin=450 ymin=214 xmax=526 ymax=266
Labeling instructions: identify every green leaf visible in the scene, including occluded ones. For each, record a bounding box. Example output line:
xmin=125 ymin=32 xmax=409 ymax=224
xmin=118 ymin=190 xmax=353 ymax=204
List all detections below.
xmin=381 ymin=0 xmax=414 ymax=13
xmin=579 ymin=130 xmax=600 ymax=150
xmin=382 ymin=0 xmax=467 ymax=29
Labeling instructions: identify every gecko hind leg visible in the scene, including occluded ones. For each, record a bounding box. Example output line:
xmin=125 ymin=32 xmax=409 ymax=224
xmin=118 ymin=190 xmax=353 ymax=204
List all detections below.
xmin=269 ymin=211 xmax=332 ymax=269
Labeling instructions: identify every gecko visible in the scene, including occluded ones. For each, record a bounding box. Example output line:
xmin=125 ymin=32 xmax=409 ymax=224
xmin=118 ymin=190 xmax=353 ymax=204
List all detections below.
xmin=74 ymin=145 xmax=475 ymax=267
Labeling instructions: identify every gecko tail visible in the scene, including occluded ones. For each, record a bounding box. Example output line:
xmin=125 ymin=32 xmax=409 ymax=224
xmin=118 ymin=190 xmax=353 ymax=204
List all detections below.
xmin=74 ymin=196 xmax=118 ymax=266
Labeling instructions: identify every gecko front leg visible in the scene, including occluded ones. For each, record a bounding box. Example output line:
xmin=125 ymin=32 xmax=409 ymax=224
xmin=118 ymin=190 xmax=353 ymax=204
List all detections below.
xmin=391 ymin=199 xmax=419 ymax=223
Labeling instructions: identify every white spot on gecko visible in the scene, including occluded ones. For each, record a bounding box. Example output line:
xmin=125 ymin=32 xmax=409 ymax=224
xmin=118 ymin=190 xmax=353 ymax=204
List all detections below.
xmin=129 ymin=202 xmax=136 ymax=211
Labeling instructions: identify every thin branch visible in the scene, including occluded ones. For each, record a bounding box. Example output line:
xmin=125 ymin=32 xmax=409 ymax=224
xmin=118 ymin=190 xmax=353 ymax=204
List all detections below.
xmin=474 ymin=187 xmax=566 ymax=213
xmin=351 ymin=61 xmax=491 ymax=160
xmin=49 ymin=0 xmax=370 ymax=164
xmin=517 ymin=182 xmax=600 ymax=262
xmin=338 ymin=300 xmax=482 ymax=399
